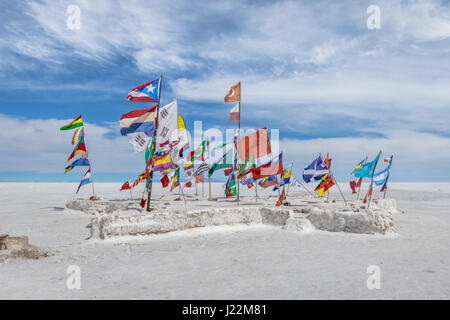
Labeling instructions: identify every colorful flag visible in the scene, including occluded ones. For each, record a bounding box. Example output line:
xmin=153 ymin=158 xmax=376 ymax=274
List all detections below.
xmin=349 ymin=177 xmax=362 ymax=194
xmin=177 ymin=114 xmax=190 ymax=154
xmin=120 ymin=181 xmax=131 ymax=191
xmin=160 ymin=174 xmax=170 ymax=188
xmin=156 ymin=100 xmax=178 ymax=153
xmin=188 ymin=140 xmax=207 ymax=162
xmin=76 ymin=169 xmax=91 ymax=194
xmin=64 ymin=156 xmax=90 ymax=174
xmin=119 ymin=107 xmax=157 ymax=136
xmin=230 ymin=103 xmax=240 ymax=122
xmin=128 ymin=132 xmax=152 ymax=152
xmin=250 ymin=153 xmax=283 ymax=180
xmin=195 ymin=160 xmax=210 ymax=176
xmin=363 ymin=183 xmax=373 ymax=204
xmin=236 ymin=127 xmax=271 ymax=162
xmin=354 ymin=153 xmax=380 ymax=178
xmin=302 ymin=156 xmax=329 ymax=183
xmin=131 ymin=172 xmax=146 ymax=188
xmin=258 ymin=175 xmax=278 ymax=189
xmin=60 ymin=115 xmax=83 ymax=131
xmin=170 ymin=168 xmax=180 ymax=191
xmin=67 ymin=137 xmax=87 ymax=163
xmin=315 ymin=174 xmax=335 ymax=197
xmin=72 ymin=127 xmax=84 ymax=145
xmin=127 ymin=78 xmax=161 ymax=103
xmin=273 ymin=170 xmax=291 ymax=191
xmin=225 ymin=169 xmax=236 ymax=197
xmin=183 ymin=161 xmax=194 ymax=171
xmin=239 ymin=173 xmax=253 ymax=186
xmin=374 ymin=155 xmax=393 ymax=188
xmin=276 ymin=186 xmax=286 ymax=206
xmin=323 ymin=153 xmax=332 ymax=169
xmin=153 ymin=153 xmax=173 ymax=172
xmin=224 ymin=82 xmax=240 ymax=102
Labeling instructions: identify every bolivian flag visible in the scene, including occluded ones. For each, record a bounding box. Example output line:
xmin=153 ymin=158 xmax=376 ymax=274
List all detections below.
xmin=60 ymin=115 xmax=83 ymax=131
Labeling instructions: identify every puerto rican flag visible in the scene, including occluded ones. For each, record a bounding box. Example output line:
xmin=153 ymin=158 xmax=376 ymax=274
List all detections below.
xmin=127 ymin=77 xmax=161 ymax=103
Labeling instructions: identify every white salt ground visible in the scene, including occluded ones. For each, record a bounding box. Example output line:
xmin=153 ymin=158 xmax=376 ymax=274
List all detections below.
xmin=0 ymin=182 xmax=449 ymax=299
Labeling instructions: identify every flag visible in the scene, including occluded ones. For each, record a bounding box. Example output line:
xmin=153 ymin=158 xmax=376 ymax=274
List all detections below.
xmin=188 ymin=140 xmax=207 ymax=161
xmin=140 ymin=198 xmax=147 ymax=208
xmin=153 ymin=153 xmax=173 ymax=172
xmin=67 ymin=137 xmax=87 ymax=163
xmin=373 ymin=167 xmax=389 ymax=186
xmin=380 ymin=179 xmax=388 ymax=192
xmin=131 ymin=172 xmax=146 ymax=188
xmin=156 ymin=100 xmax=178 ymax=153
xmin=225 ymin=169 xmax=236 ymax=197
xmin=384 ymin=158 xmax=391 ymax=163
xmin=273 ymin=170 xmax=292 ymax=191
xmin=224 ymin=82 xmax=240 ymax=102
xmin=72 ymin=127 xmax=84 ymax=145
xmin=60 ymin=115 xmax=83 ymax=131
xmin=276 ymin=186 xmax=286 ymax=206
xmin=128 ymin=132 xmax=152 ymax=152
xmin=119 ymin=107 xmax=157 ymax=136
xmin=315 ymin=175 xmax=335 ymax=197
xmin=195 ymin=160 xmax=210 ymax=176
xmin=302 ymin=156 xmax=329 ymax=183
xmin=160 ymin=174 xmax=170 ymax=188
xmin=127 ymin=78 xmax=161 ymax=103
xmin=195 ymin=175 xmax=204 ymax=183
xmin=183 ymin=161 xmax=194 ymax=171
xmin=182 ymin=178 xmax=196 ymax=190
xmin=177 ymin=114 xmax=190 ymax=154
xmin=170 ymin=168 xmax=180 ymax=191
xmin=323 ymin=153 xmax=332 ymax=169
xmin=354 ymin=153 xmax=380 ymax=178
xmin=208 ymin=147 xmax=233 ymax=177
xmin=230 ymin=103 xmax=240 ymax=122
xmin=250 ymin=153 xmax=283 ymax=180
xmin=363 ymin=183 xmax=373 ymax=204
xmin=120 ymin=181 xmax=131 ymax=191
xmin=258 ymin=175 xmax=278 ymax=189
xmin=236 ymin=127 xmax=271 ymax=162
xmin=76 ymin=169 xmax=91 ymax=194
xmin=64 ymin=156 xmax=90 ymax=174
xmin=349 ymin=177 xmax=362 ymax=194
xmin=239 ymin=153 xmax=256 ymax=176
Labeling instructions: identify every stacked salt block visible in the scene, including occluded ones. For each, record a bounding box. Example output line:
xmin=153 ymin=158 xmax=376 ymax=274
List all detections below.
xmin=88 ymin=200 xmax=397 ymax=240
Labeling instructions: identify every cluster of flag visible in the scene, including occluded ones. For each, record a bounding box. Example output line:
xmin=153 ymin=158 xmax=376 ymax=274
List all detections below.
xmin=60 ymin=115 xmax=93 ymax=195
xmin=302 ymin=154 xmax=335 ymax=197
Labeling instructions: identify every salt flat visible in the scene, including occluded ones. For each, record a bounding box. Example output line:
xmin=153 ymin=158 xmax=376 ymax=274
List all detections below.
xmin=0 ymin=182 xmax=449 ymax=299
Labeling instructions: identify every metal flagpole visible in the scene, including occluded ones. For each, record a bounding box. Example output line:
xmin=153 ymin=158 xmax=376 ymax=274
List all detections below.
xmin=255 ymin=182 xmax=258 ymax=202
xmin=383 ymin=155 xmax=393 ymax=199
xmin=236 ymin=82 xmax=241 ymax=204
xmin=202 ymin=173 xmax=205 ymax=198
xmin=367 ymin=150 xmax=382 ymax=209
xmin=147 ymin=76 xmax=163 ymax=212
xmin=80 ymin=120 xmax=96 ymax=198
xmin=357 ymin=156 xmax=368 ymax=200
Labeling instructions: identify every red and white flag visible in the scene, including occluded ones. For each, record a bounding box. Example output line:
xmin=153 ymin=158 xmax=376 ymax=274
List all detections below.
xmin=236 ymin=127 xmax=271 ymax=162
xmin=230 ymin=103 xmax=240 ymax=122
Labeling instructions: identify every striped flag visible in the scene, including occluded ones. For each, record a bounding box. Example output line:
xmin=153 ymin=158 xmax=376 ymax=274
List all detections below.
xmin=119 ymin=107 xmax=157 ymax=136
xmin=195 ymin=160 xmax=210 ymax=176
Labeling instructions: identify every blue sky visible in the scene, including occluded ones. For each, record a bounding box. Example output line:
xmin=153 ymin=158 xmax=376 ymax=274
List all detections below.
xmin=1 ymin=0 xmax=450 ymax=184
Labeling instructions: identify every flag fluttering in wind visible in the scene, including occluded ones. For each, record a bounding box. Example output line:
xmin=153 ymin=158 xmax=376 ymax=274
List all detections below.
xmin=354 ymin=153 xmax=380 ymax=178
xmin=177 ymin=114 xmax=190 ymax=155
xmin=131 ymin=172 xmax=146 ymax=188
xmin=250 ymin=153 xmax=283 ymax=180
xmin=315 ymin=174 xmax=335 ymax=197
xmin=236 ymin=127 xmax=271 ymax=162
xmin=230 ymin=103 xmax=240 ymax=122
xmin=72 ymin=127 xmax=84 ymax=145
xmin=64 ymin=156 xmax=90 ymax=174
xmin=120 ymin=181 xmax=131 ymax=191
xmin=224 ymin=82 xmax=240 ymax=102
xmin=153 ymin=153 xmax=173 ymax=172
xmin=195 ymin=160 xmax=210 ymax=176
xmin=76 ymin=169 xmax=92 ymax=194
xmin=119 ymin=107 xmax=157 ymax=136
xmin=170 ymin=168 xmax=180 ymax=191
xmin=258 ymin=175 xmax=278 ymax=189
xmin=302 ymin=156 xmax=329 ymax=183
xmin=273 ymin=169 xmax=291 ymax=191
xmin=363 ymin=183 xmax=373 ymax=204
xmin=156 ymin=100 xmax=178 ymax=153
xmin=374 ymin=155 xmax=393 ymax=192
xmin=188 ymin=140 xmax=207 ymax=162
xmin=276 ymin=186 xmax=286 ymax=206
xmin=128 ymin=132 xmax=152 ymax=152
xmin=349 ymin=177 xmax=362 ymax=194
xmin=208 ymin=149 xmax=233 ymax=177
xmin=225 ymin=170 xmax=237 ymax=197
xmin=127 ymin=78 xmax=161 ymax=103
xmin=67 ymin=137 xmax=87 ymax=163
xmin=60 ymin=115 xmax=83 ymax=131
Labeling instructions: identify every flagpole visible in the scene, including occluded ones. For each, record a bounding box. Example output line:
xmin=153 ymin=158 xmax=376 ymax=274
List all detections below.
xmin=383 ymin=155 xmax=393 ymax=199
xmin=357 ymin=156 xmax=368 ymax=200
xmin=207 ymin=137 xmax=212 ymax=200
xmin=255 ymin=182 xmax=258 ymax=202
xmin=81 ymin=120 xmax=96 ymax=198
xmin=320 ymin=153 xmax=347 ymax=205
xmin=367 ymin=150 xmax=382 ymax=209
xmin=147 ymin=75 xmax=163 ymax=212
xmin=286 ymin=162 xmax=293 ymax=196
xmin=202 ymin=173 xmax=205 ymax=198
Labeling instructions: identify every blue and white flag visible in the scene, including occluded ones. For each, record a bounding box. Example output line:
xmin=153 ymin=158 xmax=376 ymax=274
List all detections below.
xmin=303 ymin=156 xmax=329 ymax=183
xmin=373 ymin=167 xmax=389 ymax=186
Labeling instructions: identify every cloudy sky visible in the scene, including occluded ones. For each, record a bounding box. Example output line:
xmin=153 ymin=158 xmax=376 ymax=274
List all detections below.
xmin=1 ymin=0 xmax=450 ymax=183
